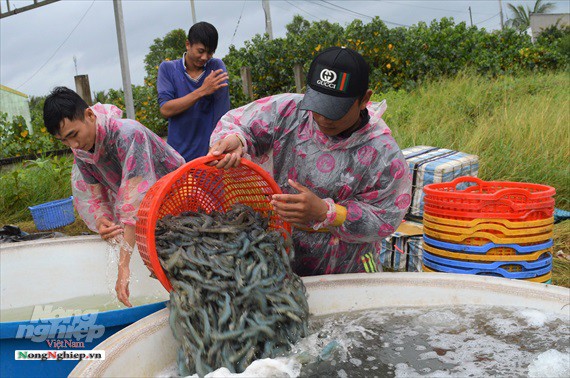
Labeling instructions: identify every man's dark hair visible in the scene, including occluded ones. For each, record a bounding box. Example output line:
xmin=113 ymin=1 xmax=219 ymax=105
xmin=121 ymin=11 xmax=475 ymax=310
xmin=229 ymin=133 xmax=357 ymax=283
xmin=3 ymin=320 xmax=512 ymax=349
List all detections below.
xmin=43 ymin=87 xmax=88 ymax=135
xmin=187 ymin=22 xmax=218 ymax=53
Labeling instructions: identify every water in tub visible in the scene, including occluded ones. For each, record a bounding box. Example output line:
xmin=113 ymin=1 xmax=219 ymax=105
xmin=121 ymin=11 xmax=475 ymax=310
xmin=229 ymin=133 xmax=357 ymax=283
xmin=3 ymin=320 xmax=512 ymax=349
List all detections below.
xmin=2 ymin=243 xmax=165 ymax=323
xmin=157 ymin=305 xmax=570 ymax=378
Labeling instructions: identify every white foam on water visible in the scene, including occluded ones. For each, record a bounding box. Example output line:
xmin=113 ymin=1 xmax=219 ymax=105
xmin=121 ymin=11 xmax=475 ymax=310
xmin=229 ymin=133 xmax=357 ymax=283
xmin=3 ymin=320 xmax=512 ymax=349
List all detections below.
xmin=184 ymin=358 xmax=301 ymax=378
xmin=413 ymin=309 xmax=464 ymax=330
xmin=394 ymin=363 xmax=452 ymax=378
xmin=425 ymin=328 xmax=528 ymax=376
xmin=528 ymin=349 xmax=570 ymax=378
xmin=289 ymin=309 xmax=381 ymax=363
xmin=518 ymin=308 xmax=552 ymax=327
xmin=487 ymin=316 xmax=521 ymax=336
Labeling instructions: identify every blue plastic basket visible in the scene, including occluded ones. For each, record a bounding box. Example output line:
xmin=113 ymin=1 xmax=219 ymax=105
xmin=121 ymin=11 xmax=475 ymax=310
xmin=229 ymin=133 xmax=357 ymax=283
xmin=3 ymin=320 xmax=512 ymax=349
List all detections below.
xmin=422 ymin=253 xmax=552 ymax=279
xmin=422 ymin=235 xmax=553 ymax=254
xmin=423 ymin=250 xmax=552 ymax=271
xmin=28 ymin=196 xmax=75 ymax=231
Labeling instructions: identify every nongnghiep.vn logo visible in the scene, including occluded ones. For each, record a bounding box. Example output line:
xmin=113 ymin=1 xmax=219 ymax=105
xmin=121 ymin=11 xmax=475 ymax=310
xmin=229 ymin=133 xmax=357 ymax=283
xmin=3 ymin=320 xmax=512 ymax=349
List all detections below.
xmin=15 ymin=305 xmax=105 ymax=344
xmin=15 ymin=350 xmax=105 ymax=361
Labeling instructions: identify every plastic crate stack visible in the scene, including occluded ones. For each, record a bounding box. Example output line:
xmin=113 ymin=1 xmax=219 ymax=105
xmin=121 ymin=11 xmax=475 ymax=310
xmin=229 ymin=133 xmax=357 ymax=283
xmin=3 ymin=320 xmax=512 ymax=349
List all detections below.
xmin=421 ymin=177 xmax=555 ymax=284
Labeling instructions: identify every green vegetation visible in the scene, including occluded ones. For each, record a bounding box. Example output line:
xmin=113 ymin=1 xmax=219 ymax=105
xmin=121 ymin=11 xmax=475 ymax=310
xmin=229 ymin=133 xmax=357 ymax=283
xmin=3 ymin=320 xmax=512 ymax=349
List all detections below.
xmin=0 ymin=156 xmax=73 ymax=224
xmin=552 ymin=222 xmax=570 ymax=287
xmin=376 ymin=70 xmax=569 ymax=209
xmin=0 ymin=96 xmax=65 ymax=159
xmin=2 ymin=16 xmax=569 ymax=158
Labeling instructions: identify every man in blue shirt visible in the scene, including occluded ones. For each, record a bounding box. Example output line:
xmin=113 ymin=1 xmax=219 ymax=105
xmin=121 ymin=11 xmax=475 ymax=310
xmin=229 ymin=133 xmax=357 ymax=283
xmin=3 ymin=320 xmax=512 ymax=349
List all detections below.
xmin=157 ymin=22 xmax=230 ymax=162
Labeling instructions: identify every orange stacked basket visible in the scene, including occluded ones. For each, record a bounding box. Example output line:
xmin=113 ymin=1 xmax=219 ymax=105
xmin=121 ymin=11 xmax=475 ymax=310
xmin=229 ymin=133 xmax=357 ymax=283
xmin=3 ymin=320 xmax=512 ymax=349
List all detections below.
xmin=134 ymin=156 xmax=291 ymax=292
xmin=421 ymin=177 xmax=555 ymax=283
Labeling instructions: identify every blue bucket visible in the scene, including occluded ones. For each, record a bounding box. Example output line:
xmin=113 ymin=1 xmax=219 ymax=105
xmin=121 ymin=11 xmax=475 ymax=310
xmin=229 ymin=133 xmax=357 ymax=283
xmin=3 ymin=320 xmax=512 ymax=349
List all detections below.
xmin=28 ymin=197 xmax=75 ymax=230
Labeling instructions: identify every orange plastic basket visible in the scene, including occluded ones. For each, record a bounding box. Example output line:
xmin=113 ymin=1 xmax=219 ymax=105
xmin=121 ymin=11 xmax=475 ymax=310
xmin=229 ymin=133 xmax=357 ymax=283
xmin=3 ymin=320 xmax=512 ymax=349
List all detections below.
xmin=135 ymin=155 xmax=291 ymax=292
xmin=423 ymin=205 xmax=554 ymax=221
xmin=423 ymin=177 xmax=555 ymax=203
xmin=424 ymin=196 xmax=554 ymax=214
xmin=424 ymin=196 xmax=555 ymax=214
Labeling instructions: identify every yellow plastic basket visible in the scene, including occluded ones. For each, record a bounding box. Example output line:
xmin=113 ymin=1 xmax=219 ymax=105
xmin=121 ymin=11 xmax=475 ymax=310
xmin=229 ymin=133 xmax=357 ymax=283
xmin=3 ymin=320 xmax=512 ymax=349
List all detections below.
xmin=424 ymin=226 xmax=553 ymax=246
xmin=423 ymin=218 xmax=553 ymax=237
xmin=423 ymin=213 xmax=554 ymax=229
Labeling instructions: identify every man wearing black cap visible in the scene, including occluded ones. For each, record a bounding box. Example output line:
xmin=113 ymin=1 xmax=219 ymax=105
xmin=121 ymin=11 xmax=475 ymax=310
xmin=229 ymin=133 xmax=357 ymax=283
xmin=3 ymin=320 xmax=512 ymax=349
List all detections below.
xmin=208 ymin=47 xmax=412 ymax=276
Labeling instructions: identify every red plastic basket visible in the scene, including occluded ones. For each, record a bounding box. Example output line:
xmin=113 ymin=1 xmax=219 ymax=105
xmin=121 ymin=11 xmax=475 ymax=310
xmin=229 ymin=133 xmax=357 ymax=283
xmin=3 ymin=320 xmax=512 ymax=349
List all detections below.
xmin=423 ymin=177 xmax=555 ymax=204
xmin=135 ymin=155 xmax=291 ymax=292
xmin=423 ymin=205 xmax=554 ymax=222
xmin=424 ymin=196 xmax=555 ymax=214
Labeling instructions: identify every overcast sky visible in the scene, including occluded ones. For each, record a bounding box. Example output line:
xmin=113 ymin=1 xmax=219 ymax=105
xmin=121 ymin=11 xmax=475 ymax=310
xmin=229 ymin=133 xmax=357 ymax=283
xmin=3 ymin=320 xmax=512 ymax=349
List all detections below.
xmin=1 ymin=0 xmax=568 ymax=97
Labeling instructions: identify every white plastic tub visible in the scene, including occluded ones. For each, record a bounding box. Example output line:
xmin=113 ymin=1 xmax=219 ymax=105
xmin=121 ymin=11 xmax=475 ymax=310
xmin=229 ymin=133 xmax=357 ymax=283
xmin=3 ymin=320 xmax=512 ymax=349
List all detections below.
xmin=70 ymin=273 xmax=570 ymax=377
xmin=0 ymin=236 xmax=169 ymax=377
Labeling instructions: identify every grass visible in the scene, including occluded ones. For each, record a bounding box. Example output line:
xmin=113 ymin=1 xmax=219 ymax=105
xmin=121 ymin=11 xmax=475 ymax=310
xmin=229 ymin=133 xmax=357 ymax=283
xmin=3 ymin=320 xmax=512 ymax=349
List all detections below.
xmin=2 ymin=71 xmax=569 ymax=287
xmin=0 ymin=155 xmax=73 ymax=224
xmin=552 ymin=221 xmax=570 ymax=287
xmin=375 ymin=70 xmax=570 ymax=209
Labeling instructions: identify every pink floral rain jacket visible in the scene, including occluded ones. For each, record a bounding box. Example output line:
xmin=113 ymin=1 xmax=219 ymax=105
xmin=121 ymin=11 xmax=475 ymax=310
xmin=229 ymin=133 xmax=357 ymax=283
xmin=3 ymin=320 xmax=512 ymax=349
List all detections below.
xmin=211 ymin=93 xmax=412 ymax=276
xmin=71 ymin=103 xmax=185 ymax=232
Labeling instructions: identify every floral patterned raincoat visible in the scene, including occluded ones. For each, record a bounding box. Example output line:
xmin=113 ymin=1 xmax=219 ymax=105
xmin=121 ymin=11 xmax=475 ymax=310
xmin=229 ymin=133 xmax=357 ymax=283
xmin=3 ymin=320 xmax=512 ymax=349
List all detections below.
xmin=211 ymin=93 xmax=412 ymax=276
xmin=71 ymin=103 xmax=185 ymax=232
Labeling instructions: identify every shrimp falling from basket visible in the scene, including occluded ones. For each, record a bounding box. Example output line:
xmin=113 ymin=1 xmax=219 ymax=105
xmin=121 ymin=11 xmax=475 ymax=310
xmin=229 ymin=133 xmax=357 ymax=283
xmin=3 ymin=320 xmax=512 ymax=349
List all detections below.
xmin=156 ymin=204 xmax=309 ymax=376
xmin=134 ymin=156 xmax=308 ymax=376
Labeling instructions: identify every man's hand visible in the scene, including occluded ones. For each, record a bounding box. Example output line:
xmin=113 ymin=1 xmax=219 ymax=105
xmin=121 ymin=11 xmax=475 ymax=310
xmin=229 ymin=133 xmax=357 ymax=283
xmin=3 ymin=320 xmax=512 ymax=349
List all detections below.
xmin=271 ymin=179 xmax=328 ymax=225
xmin=207 ymin=134 xmax=244 ymax=169
xmin=200 ymin=69 xmax=229 ymax=96
xmin=116 ymin=263 xmax=132 ymax=307
xmin=96 ymin=217 xmax=123 ymax=241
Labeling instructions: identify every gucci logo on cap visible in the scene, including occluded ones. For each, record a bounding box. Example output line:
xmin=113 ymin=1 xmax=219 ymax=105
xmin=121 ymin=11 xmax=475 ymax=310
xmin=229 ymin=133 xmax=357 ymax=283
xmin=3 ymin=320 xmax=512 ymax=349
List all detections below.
xmin=319 ymin=69 xmax=337 ymax=83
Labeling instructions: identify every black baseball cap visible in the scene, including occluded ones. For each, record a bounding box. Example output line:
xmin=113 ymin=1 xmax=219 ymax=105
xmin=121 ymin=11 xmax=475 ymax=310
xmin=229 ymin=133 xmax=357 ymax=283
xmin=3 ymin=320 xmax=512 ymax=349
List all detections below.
xmin=300 ymin=46 xmax=370 ymax=120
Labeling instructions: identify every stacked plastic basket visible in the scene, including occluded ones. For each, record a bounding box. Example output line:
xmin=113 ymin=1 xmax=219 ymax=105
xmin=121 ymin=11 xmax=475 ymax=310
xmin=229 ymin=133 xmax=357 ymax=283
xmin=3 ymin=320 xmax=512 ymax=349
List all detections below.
xmin=421 ymin=177 xmax=555 ymax=284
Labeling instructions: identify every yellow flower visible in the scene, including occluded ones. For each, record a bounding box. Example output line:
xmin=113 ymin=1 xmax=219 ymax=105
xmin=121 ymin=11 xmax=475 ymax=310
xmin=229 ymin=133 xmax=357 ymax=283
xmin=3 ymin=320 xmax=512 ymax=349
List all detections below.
xmin=165 ymin=58 xmax=170 ymax=61
xmin=41 ymin=127 xmax=47 ymax=133
xmin=386 ymin=63 xmax=391 ymax=69
xmin=143 ymin=101 xmax=148 ymax=106
xmin=315 ymin=44 xmax=321 ymax=52
xmin=20 ymin=130 xmax=28 ymax=138
xmin=388 ymin=44 xmax=394 ymax=50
